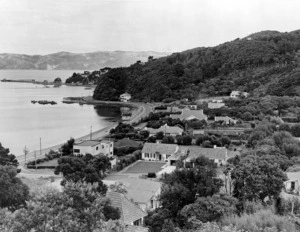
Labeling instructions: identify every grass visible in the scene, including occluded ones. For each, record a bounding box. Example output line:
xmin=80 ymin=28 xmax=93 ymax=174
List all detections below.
xmin=123 ymin=161 xmax=165 ymax=174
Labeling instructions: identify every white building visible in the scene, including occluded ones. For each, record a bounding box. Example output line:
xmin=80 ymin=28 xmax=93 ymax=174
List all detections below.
xmin=120 ymin=92 xmax=131 ymax=102
xmin=73 ymin=140 xmax=113 ymax=157
xmin=141 ymin=143 xmax=179 ymax=162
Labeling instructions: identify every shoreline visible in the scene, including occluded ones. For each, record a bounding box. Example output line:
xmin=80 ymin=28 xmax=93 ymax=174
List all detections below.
xmin=17 ymin=100 xmax=152 ymax=166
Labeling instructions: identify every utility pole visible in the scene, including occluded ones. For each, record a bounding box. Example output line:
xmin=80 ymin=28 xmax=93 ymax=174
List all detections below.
xmin=90 ymin=126 xmax=92 ymax=140
xmin=40 ymin=137 xmax=42 ymax=157
xmin=23 ymin=146 xmax=29 ymax=166
xmin=34 ymin=151 xmax=37 ymax=169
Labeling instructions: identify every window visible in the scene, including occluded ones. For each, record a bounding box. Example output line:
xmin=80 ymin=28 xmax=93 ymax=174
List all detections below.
xmin=110 ymin=152 xmax=112 ymax=154
xmin=144 ymin=153 xmax=149 ymax=158
xmin=96 ymin=146 xmax=98 ymax=150
xmin=74 ymin=149 xmax=80 ymax=153
xmin=133 ymin=219 xmax=141 ymax=226
xmin=110 ymin=144 xmax=112 ymax=147
xmin=102 ymin=145 xmax=104 ymax=149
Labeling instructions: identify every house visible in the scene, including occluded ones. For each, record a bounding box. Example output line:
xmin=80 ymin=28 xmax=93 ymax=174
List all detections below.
xmin=125 ymin=225 xmax=149 ymax=232
xmin=73 ymin=140 xmax=113 ymax=157
xmin=107 ymin=191 xmax=147 ymax=227
xmin=170 ymin=108 xmax=207 ymax=121
xmin=104 ymin=177 xmax=161 ymax=211
xmin=208 ymin=102 xmax=225 ymax=109
xmin=122 ymin=112 xmax=132 ymax=121
xmin=141 ymin=143 xmax=178 ymax=162
xmin=215 ymin=116 xmax=237 ymax=124
xmin=120 ymin=93 xmax=131 ymax=102
xmin=230 ymin=91 xmax=249 ymax=98
xmin=187 ymin=104 xmax=197 ymax=110
xmin=230 ymin=91 xmax=241 ymax=98
xmin=168 ymin=145 xmax=231 ymax=166
xmin=144 ymin=124 xmax=183 ymax=136
xmin=114 ymin=138 xmax=143 ymax=149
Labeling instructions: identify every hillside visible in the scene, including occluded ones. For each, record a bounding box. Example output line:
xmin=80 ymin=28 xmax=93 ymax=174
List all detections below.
xmin=93 ymin=30 xmax=300 ymax=101
xmin=0 ymin=51 xmax=169 ymax=70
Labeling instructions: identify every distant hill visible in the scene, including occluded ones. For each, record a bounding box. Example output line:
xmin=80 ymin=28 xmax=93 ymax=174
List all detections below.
xmin=0 ymin=51 xmax=170 ymax=70
xmin=93 ymin=30 xmax=300 ymax=101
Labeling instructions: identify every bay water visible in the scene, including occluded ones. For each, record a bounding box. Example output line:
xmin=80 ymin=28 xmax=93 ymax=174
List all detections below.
xmin=0 ymin=70 xmax=120 ymax=156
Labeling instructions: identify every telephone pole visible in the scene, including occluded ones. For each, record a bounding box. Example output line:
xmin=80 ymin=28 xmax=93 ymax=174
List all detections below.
xmin=23 ymin=146 xmax=29 ymax=167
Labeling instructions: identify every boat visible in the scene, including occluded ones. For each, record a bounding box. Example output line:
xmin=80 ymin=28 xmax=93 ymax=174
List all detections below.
xmin=31 ymin=100 xmax=37 ymax=104
xmin=37 ymin=100 xmax=57 ymax=105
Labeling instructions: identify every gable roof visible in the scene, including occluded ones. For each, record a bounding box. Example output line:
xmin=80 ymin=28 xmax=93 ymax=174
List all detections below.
xmin=142 ymin=143 xmax=178 ymax=155
xmin=107 ymin=191 xmax=147 ymax=225
xmin=169 ymin=145 xmax=228 ymax=161
xmin=114 ymin=138 xmax=142 ymax=149
xmin=170 ymin=109 xmax=207 ymax=121
xmin=144 ymin=124 xmax=183 ymax=135
xmin=104 ymin=177 xmax=161 ymax=203
xmin=208 ymin=102 xmax=225 ymax=109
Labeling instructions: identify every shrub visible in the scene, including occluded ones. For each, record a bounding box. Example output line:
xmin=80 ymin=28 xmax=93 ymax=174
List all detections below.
xmin=148 ymin=172 xmax=156 ymax=178
xmin=222 ymin=209 xmax=297 ymax=232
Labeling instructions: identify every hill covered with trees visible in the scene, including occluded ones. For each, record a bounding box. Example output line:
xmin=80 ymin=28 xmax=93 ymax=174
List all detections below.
xmin=93 ymin=30 xmax=300 ymax=101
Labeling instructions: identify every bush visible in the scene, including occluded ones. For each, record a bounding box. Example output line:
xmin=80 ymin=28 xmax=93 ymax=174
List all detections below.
xmin=148 ymin=172 xmax=156 ymax=178
xmin=222 ymin=209 xmax=297 ymax=232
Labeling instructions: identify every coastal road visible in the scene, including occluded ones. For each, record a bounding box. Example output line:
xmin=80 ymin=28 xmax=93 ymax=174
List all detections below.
xmin=17 ymin=101 xmax=153 ymax=166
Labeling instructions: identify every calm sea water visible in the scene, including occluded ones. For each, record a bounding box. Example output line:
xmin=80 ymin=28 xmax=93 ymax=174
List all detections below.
xmin=0 ymin=70 xmax=120 ymax=156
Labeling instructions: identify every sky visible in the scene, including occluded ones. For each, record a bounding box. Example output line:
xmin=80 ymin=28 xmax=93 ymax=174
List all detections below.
xmin=0 ymin=0 xmax=300 ymax=55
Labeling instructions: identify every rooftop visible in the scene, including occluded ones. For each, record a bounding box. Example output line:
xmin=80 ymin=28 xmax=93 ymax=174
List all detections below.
xmin=142 ymin=142 xmax=178 ymax=155
xmin=105 ymin=177 xmax=161 ymax=203
xmin=170 ymin=108 xmax=207 ymax=121
xmin=74 ymin=140 xmax=102 ymax=147
xmin=144 ymin=124 xmax=183 ymax=135
xmin=107 ymin=191 xmax=147 ymax=225
xmin=169 ymin=145 xmax=229 ymax=161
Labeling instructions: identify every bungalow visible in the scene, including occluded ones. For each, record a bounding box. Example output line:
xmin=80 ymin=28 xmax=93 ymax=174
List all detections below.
xmin=104 ymin=177 xmax=161 ymax=212
xmin=107 ymin=191 xmax=147 ymax=227
xmin=122 ymin=112 xmax=132 ymax=121
xmin=208 ymin=102 xmax=225 ymax=109
xmin=168 ymin=145 xmax=231 ymax=166
xmin=215 ymin=116 xmax=237 ymax=124
xmin=120 ymin=92 xmax=131 ymax=102
xmin=170 ymin=108 xmax=207 ymax=121
xmin=73 ymin=140 xmax=113 ymax=157
xmin=142 ymin=143 xmax=178 ymax=162
xmin=144 ymin=124 xmax=183 ymax=136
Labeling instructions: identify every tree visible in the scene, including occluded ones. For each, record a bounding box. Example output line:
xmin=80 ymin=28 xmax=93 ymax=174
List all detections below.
xmin=0 ymin=165 xmax=29 ymax=210
xmin=180 ymin=194 xmax=238 ymax=224
xmin=0 ymin=143 xmax=19 ymax=167
xmin=182 ymin=135 xmax=192 ymax=145
xmin=1 ymin=182 xmax=123 ymax=232
xmin=60 ymin=137 xmax=75 ymax=156
xmin=156 ymin=131 xmax=164 ymax=140
xmin=231 ymin=155 xmax=287 ymax=202
xmin=55 ymin=155 xmax=109 ymax=194
xmin=159 ymin=157 xmax=223 ymax=223
xmin=162 ymin=136 xmax=175 ymax=144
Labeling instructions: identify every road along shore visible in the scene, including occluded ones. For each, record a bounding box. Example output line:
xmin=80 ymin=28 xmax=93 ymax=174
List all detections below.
xmin=17 ymin=100 xmax=153 ymax=166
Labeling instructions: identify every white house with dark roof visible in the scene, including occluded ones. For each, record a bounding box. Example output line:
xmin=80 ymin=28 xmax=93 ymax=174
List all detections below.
xmin=120 ymin=93 xmax=132 ymax=102
xmin=144 ymin=124 xmax=183 ymax=136
xmin=142 ymin=143 xmax=178 ymax=162
xmin=230 ymin=91 xmax=249 ymax=98
xmin=215 ymin=116 xmax=237 ymax=124
xmin=168 ymin=145 xmax=231 ymax=166
xmin=170 ymin=108 xmax=207 ymax=121
xmin=73 ymin=140 xmax=113 ymax=157
xmin=107 ymin=191 xmax=147 ymax=227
